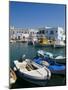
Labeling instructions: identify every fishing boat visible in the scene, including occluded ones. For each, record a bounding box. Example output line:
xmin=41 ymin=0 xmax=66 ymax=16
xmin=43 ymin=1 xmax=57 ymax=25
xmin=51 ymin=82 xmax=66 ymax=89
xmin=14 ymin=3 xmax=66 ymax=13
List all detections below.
xmin=13 ymin=59 xmax=51 ymax=86
xmin=28 ymin=36 xmax=38 ymax=45
xmin=33 ymin=57 xmax=65 ymax=75
xmin=10 ymin=68 xmax=17 ymax=84
xmin=34 ymin=38 xmax=52 ymax=47
xmin=33 ymin=50 xmax=66 ymax=75
xmin=37 ymin=50 xmax=66 ymax=64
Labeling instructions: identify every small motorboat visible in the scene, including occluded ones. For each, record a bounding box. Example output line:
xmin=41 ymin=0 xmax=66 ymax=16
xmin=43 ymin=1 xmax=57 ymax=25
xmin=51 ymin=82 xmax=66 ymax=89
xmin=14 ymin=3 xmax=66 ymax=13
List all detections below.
xmin=10 ymin=68 xmax=17 ymax=85
xmin=33 ymin=57 xmax=65 ymax=75
xmin=54 ymin=56 xmax=66 ymax=64
xmin=34 ymin=38 xmax=52 ymax=47
xmin=54 ymin=40 xmax=65 ymax=48
xmin=13 ymin=59 xmax=51 ymax=86
xmin=37 ymin=50 xmax=66 ymax=64
xmin=37 ymin=50 xmax=53 ymax=58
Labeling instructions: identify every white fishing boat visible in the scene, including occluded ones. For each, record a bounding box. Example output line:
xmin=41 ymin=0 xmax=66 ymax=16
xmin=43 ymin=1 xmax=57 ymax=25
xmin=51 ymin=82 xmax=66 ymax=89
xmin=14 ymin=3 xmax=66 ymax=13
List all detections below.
xmin=10 ymin=68 xmax=17 ymax=84
xmin=13 ymin=59 xmax=51 ymax=86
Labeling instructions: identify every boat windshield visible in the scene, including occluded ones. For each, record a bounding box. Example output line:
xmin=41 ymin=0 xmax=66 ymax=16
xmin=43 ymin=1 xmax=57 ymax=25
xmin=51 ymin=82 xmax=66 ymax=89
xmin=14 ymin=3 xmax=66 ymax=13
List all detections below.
xmin=26 ymin=64 xmax=38 ymax=71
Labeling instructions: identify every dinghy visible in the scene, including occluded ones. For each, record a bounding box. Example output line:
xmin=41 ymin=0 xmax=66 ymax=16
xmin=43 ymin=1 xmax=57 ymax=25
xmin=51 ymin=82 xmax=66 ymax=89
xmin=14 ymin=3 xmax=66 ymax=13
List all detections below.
xmin=37 ymin=50 xmax=66 ymax=64
xmin=13 ymin=59 xmax=51 ymax=86
xmin=10 ymin=68 xmax=17 ymax=84
xmin=33 ymin=51 xmax=65 ymax=75
xmin=37 ymin=50 xmax=53 ymax=58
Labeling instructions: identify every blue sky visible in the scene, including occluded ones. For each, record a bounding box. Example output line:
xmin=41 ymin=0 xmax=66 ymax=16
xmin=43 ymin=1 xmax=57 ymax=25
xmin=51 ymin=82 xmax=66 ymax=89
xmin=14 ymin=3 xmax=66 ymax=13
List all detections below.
xmin=9 ymin=1 xmax=66 ymax=29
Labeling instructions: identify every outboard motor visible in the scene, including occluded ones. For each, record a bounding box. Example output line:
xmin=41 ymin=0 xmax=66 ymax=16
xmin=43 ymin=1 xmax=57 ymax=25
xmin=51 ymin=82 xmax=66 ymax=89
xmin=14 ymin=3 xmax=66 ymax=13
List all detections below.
xmin=19 ymin=54 xmax=26 ymax=62
xmin=22 ymin=54 xmax=26 ymax=60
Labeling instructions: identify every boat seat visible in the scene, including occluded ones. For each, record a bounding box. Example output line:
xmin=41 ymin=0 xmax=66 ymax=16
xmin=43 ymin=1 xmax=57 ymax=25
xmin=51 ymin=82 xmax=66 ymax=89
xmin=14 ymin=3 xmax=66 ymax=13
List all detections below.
xmin=15 ymin=61 xmax=27 ymax=70
xmin=26 ymin=64 xmax=34 ymax=71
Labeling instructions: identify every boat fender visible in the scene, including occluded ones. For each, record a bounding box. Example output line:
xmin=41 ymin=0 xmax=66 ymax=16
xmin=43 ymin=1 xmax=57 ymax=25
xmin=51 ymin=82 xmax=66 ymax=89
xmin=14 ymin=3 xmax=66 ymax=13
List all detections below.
xmin=14 ymin=67 xmax=17 ymax=71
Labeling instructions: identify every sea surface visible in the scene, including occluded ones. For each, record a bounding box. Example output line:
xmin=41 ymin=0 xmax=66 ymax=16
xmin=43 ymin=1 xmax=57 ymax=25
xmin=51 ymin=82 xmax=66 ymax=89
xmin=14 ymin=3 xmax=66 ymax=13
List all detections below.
xmin=10 ymin=42 xmax=66 ymax=89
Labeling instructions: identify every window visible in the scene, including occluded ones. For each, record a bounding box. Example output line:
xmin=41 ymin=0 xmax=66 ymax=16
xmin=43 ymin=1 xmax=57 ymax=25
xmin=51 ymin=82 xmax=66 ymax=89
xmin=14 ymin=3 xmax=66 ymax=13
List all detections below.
xmin=42 ymin=30 xmax=45 ymax=34
xmin=56 ymin=31 xmax=57 ymax=33
xmin=50 ymin=30 xmax=54 ymax=34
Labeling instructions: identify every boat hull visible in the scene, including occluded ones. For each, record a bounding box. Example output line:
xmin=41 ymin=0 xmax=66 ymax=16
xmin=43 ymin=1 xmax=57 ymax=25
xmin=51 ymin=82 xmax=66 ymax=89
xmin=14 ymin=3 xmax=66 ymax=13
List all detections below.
xmin=34 ymin=43 xmax=53 ymax=47
xmin=53 ymin=58 xmax=66 ymax=65
xmin=10 ymin=68 xmax=17 ymax=85
xmin=49 ymin=69 xmax=65 ymax=75
xmin=15 ymin=69 xmax=49 ymax=86
xmin=54 ymin=45 xmax=65 ymax=48
xmin=33 ymin=57 xmax=65 ymax=75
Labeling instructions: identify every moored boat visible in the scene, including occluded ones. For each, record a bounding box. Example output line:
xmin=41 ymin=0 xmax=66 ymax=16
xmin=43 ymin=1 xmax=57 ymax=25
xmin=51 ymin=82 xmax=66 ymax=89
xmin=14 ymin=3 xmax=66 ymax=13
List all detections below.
xmin=33 ymin=50 xmax=66 ymax=75
xmin=10 ymin=40 xmax=16 ymax=43
xmin=54 ymin=56 xmax=66 ymax=64
xmin=37 ymin=50 xmax=66 ymax=64
xmin=54 ymin=44 xmax=65 ymax=48
xmin=33 ymin=56 xmax=65 ymax=75
xmin=13 ymin=59 xmax=51 ymax=86
xmin=10 ymin=68 xmax=17 ymax=85
xmin=54 ymin=40 xmax=65 ymax=48
xmin=34 ymin=38 xmax=53 ymax=47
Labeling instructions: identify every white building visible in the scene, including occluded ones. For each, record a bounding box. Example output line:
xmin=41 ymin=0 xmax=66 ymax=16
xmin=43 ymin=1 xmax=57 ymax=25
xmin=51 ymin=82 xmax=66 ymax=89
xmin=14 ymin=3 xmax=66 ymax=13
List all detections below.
xmin=38 ymin=27 xmax=65 ymax=41
xmin=9 ymin=26 xmax=65 ymax=42
xmin=9 ymin=26 xmax=39 ymax=41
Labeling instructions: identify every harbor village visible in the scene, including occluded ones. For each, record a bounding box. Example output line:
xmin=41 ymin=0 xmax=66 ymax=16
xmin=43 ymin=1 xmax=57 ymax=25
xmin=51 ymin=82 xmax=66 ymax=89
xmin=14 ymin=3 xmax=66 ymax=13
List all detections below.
xmin=9 ymin=26 xmax=65 ymax=47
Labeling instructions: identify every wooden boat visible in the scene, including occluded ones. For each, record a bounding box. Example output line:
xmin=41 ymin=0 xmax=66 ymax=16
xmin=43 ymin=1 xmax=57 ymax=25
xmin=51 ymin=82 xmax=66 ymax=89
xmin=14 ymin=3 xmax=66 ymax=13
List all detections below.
xmin=10 ymin=68 xmax=17 ymax=84
xmin=34 ymin=38 xmax=53 ymax=47
xmin=28 ymin=37 xmax=38 ymax=45
xmin=13 ymin=59 xmax=51 ymax=86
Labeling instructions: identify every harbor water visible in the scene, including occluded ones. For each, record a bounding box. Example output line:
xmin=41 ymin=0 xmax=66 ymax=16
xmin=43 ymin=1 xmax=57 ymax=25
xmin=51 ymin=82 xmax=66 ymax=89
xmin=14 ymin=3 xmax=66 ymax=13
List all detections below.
xmin=10 ymin=42 xmax=66 ymax=88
